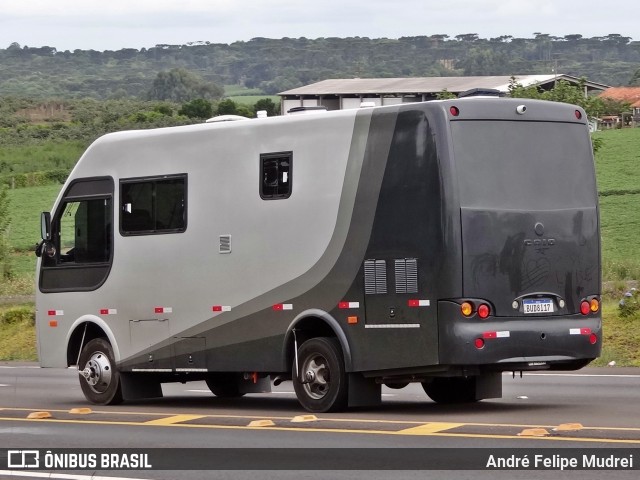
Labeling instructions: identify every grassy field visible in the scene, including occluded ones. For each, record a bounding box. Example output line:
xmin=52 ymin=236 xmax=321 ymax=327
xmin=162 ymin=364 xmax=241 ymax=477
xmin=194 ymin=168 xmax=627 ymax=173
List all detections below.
xmin=1 ymin=127 xmax=639 ymax=363
xmin=228 ymin=95 xmax=280 ymax=106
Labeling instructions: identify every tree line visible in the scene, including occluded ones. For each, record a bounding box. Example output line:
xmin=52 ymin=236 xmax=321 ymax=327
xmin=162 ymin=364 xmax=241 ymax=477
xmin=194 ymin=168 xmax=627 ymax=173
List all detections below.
xmin=1 ymin=34 xmax=639 ymax=100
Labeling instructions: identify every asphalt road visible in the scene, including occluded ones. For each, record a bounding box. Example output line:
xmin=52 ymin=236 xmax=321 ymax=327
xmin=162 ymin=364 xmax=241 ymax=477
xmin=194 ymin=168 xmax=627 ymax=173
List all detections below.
xmin=1 ymin=363 xmax=639 ymax=480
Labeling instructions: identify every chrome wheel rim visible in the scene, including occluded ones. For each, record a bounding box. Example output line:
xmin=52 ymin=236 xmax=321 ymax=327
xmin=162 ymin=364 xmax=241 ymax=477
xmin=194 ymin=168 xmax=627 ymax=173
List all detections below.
xmin=302 ymin=354 xmax=330 ymax=400
xmin=81 ymin=351 xmax=112 ymax=393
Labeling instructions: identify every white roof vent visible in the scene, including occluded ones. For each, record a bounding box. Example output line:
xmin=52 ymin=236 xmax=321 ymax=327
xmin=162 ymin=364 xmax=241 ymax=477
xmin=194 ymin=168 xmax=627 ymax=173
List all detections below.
xmin=205 ymin=115 xmax=250 ymax=123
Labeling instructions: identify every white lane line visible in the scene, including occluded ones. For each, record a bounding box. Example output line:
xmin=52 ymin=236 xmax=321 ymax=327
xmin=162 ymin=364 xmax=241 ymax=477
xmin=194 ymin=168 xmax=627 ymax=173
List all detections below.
xmin=520 ymin=373 xmax=640 ymax=378
xmin=0 ymin=366 xmax=40 ymax=369
xmin=0 ymin=471 xmax=147 ymax=480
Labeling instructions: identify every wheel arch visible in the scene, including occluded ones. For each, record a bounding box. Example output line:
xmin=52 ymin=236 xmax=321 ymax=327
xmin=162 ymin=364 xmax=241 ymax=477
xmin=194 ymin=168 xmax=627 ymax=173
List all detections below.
xmin=65 ymin=315 xmax=120 ymax=367
xmin=282 ymin=309 xmax=352 ymax=372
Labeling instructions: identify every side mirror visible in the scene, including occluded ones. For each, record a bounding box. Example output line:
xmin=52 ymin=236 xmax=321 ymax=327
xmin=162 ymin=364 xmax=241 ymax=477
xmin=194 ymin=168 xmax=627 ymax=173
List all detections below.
xmin=41 ymin=212 xmax=51 ymax=241
xmin=36 ymin=212 xmax=56 ymax=259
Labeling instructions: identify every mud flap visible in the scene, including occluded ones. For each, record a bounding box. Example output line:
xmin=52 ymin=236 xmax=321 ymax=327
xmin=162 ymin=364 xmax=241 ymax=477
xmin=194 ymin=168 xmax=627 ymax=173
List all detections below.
xmin=347 ymin=373 xmax=381 ymax=407
xmin=238 ymin=376 xmax=272 ymax=394
xmin=475 ymin=372 xmax=502 ymax=400
xmin=121 ymin=373 xmax=163 ymax=401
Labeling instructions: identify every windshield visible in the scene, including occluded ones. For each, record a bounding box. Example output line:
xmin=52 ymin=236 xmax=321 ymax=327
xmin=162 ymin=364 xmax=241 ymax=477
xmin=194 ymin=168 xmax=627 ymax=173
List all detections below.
xmin=451 ymin=121 xmax=596 ymax=211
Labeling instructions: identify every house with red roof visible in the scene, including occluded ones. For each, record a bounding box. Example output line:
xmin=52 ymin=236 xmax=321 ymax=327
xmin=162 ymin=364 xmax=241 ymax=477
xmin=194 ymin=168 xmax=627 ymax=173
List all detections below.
xmin=599 ymin=86 xmax=640 ymax=126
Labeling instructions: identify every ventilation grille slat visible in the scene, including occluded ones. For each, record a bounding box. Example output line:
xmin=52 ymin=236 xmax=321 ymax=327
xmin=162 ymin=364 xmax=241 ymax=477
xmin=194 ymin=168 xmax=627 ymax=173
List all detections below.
xmin=395 ymin=258 xmax=418 ymax=294
xmin=219 ymin=235 xmax=232 ymax=254
xmin=364 ymin=259 xmax=387 ymax=294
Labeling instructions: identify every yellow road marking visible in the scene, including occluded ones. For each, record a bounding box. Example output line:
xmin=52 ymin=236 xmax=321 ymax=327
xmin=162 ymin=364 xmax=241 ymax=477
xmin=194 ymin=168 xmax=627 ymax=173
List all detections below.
xmin=1 ymin=415 xmax=640 ymax=444
xmin=398 ymin=422 xmax=464 ymax=435
xmin=144 ymin=414 xmax=206 ymax=425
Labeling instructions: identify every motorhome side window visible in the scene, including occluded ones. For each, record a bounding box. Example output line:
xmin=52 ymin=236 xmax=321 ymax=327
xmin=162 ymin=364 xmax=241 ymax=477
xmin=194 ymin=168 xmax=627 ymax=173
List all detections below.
xmin=120 ymin=175 xmax=187 ymax=235
xmin=260 ymin=152 xmax=292 ymax=199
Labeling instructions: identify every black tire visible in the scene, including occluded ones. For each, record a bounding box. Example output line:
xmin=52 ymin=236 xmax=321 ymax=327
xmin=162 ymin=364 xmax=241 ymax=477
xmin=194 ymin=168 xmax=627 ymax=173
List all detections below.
xmin=78 ymin=338 xmax=123 ymax=405
xmin=292 ymin=337 xmax=348 ymax=413
xmin=205 ymin=373 xmax=246 ymax=398
xmin=422 ymin=377 xmax=479 ymax=404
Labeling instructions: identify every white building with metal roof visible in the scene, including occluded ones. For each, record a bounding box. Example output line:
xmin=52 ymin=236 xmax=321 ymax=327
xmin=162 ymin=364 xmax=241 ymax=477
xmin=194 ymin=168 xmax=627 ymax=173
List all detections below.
xmin=278 ymin=75 xmax=609 ymax=113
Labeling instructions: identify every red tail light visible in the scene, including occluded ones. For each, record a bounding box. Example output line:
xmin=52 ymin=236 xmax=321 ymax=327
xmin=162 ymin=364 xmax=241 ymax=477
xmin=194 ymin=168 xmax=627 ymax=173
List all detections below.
xmin=450 ymin=106 xmax=460 ymax=117
xmin=474 ymin=338 xmax=485 ymax=349
xmin=477 ymin=304 xmax=490 ymax=319
xmin=580 ymin=301 xmax=590 ymax=315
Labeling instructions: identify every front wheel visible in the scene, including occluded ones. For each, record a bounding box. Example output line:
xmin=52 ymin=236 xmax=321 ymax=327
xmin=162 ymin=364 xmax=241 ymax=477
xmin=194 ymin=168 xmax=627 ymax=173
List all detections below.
xmin=78 ymin=338 xmax=123 ymax=405
xmin=292 ymin=337 xmax=348 ymax=413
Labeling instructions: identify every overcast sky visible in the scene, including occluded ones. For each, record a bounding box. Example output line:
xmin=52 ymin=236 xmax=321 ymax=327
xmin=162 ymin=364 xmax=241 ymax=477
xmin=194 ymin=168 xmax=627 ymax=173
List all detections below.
xmin=0 ymin=0 xmax=637 ymax=51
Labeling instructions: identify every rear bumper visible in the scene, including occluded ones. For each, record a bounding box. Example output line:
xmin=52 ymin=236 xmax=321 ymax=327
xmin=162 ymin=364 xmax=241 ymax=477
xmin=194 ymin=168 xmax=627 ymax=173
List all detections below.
xmin=438 ymin=301 xmax=602 ymax=369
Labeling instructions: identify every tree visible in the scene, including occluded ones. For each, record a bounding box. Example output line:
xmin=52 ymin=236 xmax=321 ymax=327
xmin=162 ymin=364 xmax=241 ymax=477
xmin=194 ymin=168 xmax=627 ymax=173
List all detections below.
xmin=253 ymin=98 xmax=279 ymax=117
xmin=178 ymin=99 xmax=213 ymax=119
xmin=216 ymin=99 xmax=240 ymax=116
xmin=147 ymin=68 xmax=224 ymax=102
xmin=435 ymin=89 xmax=457 ymax=100
xmin=629 ymin=68 xmax=640 ymax=86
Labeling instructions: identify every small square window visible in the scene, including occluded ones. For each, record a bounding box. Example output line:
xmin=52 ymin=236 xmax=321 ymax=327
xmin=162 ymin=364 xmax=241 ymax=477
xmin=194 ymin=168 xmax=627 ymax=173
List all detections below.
xmin=260 ymin=152 xmax=292 ymax=199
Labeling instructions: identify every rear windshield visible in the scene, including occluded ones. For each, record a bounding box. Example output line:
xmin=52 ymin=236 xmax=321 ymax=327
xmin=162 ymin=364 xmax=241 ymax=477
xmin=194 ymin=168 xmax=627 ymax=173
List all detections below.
xmin=451 ymin=121 xmax=596 ymax=210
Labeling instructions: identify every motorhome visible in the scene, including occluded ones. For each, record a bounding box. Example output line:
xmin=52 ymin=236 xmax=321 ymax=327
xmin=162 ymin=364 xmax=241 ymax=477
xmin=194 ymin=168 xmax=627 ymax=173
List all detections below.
xmin=36 ymin=98 xmax=601 ymax=412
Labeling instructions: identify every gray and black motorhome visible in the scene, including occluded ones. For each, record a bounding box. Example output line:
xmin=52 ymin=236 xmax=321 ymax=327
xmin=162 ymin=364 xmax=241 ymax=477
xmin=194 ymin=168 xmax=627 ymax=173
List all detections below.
xmin=36 ymin=98 xmax=601 ymax=412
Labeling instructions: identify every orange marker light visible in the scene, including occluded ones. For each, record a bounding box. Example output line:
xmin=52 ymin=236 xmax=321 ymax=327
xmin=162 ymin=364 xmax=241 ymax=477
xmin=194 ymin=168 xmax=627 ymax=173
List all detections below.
xmin=49 ymin=320 xmax=58 ymax=327
xmin=590 ymin=298 xmax=600 ymax=313
xmin=461 ymin=302 xmax=473 ymax=317
xmin=347 ymin=316 xmax=358 ymax=325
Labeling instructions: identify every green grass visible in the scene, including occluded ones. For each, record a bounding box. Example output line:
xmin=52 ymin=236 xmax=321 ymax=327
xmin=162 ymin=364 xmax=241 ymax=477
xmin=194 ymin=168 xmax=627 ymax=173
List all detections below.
xmin=0 ymin=305 xmax=37 ymax=361
xmin=591 ymin=297 xmax=640 ymax=367
xmin=0 ymin=141 xmax=85 ymax=175
xmin=228 ymin=95 xmax=280 ymax=106
xmin=6 ymin=184 xmax=61 ymax=251
xmin=223 ymin=85 xmax=266 ymax=96
xmin=593 ymin=128 xmax=640 ymax=195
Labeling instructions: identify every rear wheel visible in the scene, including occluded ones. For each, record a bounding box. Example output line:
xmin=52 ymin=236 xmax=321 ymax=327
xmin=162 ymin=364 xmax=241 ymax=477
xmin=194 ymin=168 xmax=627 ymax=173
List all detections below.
xmin=78 ymin=338 xmax=123 ymax=405
xmin=293 ymin=337 xmax=348 ymax=413
xmin=205 ymin=373 xmax=246 ymax=398
xmin=422 ymin=377 xmax=479 ymax=404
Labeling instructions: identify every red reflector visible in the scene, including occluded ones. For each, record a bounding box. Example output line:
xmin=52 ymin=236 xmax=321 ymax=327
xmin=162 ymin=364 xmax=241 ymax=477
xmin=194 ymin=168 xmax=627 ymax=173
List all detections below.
xmin=589 ymin=333 xmax=598 ymax=345
xmin=575 ymin=110 xmax=582 ymax=120
xmin=338 ymin=302 xmax=349 ymax=309
xmin=474 ymin=338 xmax=485 ymax=349
xmin=477 ymin=304 xmax=490 ymax=319
xmin=482 ymin=331 xmax=497 ymax=339
xmin=580 ymin=301 xmax=590 ymax=315
xmin=450 ymin=106 xmax=460 ymax=117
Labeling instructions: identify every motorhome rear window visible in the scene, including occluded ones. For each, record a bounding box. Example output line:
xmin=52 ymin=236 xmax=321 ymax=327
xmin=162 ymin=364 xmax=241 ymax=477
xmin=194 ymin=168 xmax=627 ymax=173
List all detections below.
xmin=120 ymin=175 xmax=187 ymax=235
xmin=451 ymin=121 xmax=596 ymax=210
xmin=260 ymin=152 xmax=292 ymax=199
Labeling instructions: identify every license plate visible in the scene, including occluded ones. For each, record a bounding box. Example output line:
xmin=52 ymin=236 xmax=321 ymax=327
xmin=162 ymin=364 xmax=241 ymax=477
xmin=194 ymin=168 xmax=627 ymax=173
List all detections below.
xmin=523 ymin=299 xmax=554 ymax=314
